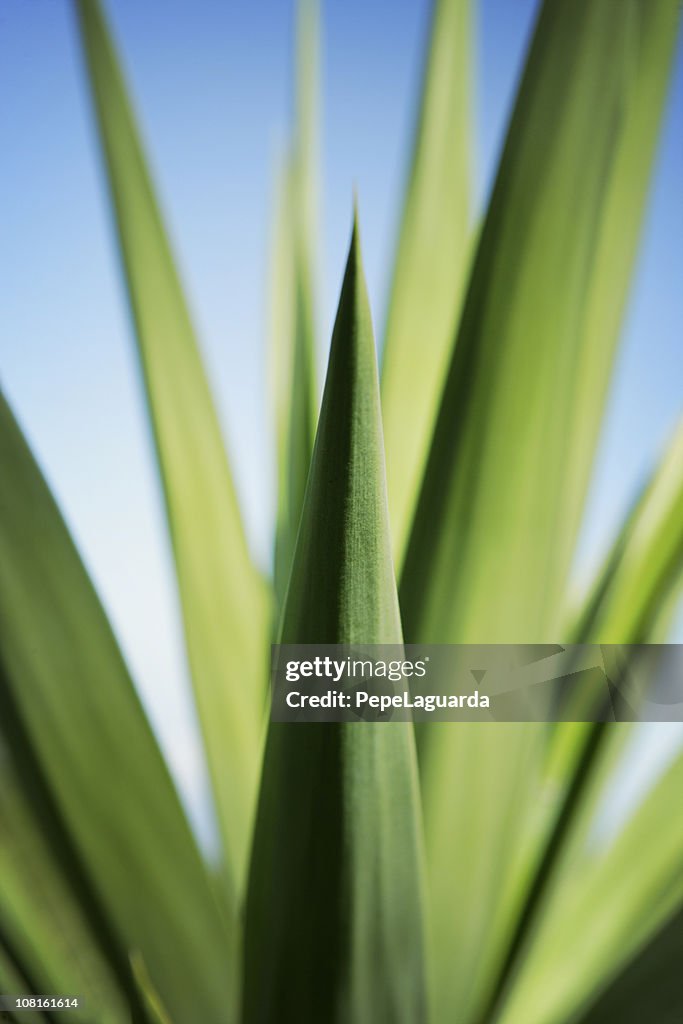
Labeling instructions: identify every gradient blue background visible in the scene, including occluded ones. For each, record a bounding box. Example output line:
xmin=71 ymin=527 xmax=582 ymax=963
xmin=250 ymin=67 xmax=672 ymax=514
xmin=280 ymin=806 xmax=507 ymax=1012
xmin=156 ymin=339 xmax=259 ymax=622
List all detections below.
xmin=1 ymin=0 xmax=681 ymax=846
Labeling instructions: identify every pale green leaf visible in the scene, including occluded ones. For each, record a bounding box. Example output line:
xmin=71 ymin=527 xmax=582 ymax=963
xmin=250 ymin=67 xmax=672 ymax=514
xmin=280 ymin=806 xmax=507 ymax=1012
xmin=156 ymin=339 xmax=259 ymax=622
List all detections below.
xmin=475 ymin=421 xmax=683 ymax=1021
xmin=558 ymin=0 xmax=683 ymax=570
xmin=272 ymin=0 xmax=319 ymax=611
xmin=572 ymin=418 xmax=683 ymax=643
xmin=422 ymin=724 xmax=545 ymax=1023
xmin=381 ymin=0 xmax=472 ymax=560
xmin=400 ymin=0 xmax=681 ymax=645
xmin=243 ymin=220 xmax=427 ymax=1023
xmin=498 ymin=751 xmax=683 ymax=1024
xmin=543 ymin=419 xmax=683 ymax=859
xmin=487 ymin=423 xmax=683 ymax=1021
xmin=75 ymin=0 xmax=268 ymax=892
xmin=398 ymin=4 xmax=682 ymax=1022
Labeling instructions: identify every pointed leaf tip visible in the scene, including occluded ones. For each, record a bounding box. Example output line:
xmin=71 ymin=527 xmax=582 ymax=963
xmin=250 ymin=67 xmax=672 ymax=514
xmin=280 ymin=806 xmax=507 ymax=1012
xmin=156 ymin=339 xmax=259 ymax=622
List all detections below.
xmin=351 ymin=192 xmax=361 ymax=234
xmin=244 ymin=233 xmax=426 ymax=1023
xmin=279 ymin=220 xmax=399 ymax=645
xmin=75 ymin=0 xmax=267 ymax=895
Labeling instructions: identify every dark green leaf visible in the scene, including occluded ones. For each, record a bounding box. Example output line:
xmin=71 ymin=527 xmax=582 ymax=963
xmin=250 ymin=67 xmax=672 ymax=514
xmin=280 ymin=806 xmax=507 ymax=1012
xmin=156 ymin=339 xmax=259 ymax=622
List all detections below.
xmin=243 ymin=220 xmax=427 ymax=1024
xmin=573 ymin=903 xmax=683 ymax=1024
xmin=0 ymin=391 xmax=234 ymax=1023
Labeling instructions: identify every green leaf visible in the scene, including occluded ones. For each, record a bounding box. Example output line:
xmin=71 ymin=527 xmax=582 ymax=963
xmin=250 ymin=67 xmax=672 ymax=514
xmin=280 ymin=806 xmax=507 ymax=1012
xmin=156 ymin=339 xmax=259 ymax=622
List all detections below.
xmin=130 ymin=952 xmax=176 ymax=1024
xmin=422 ymin=723 xmax=546 ymax=1023
xmin=397 ymin=3 xmax=682 ymax=1021
xmin=572 ymin=418 xmax=683 ymax=643
xmin=572 ymin=903 xmax=683 ymax=1024
xmin=400 ymin=0 xmax=682 ymax=646
xmin=478 ymin=423 xmax=683 ymax=1023
xmin=243 ymin=220 xmax=427 ymax=1024
xmin=75 ymin=0 xmax=268 ymax=892
xmin=271 ymin=0 xmax=319 ymax=611
xmin=0 ymin=391 xmax=235 ymax=1024
xmin=0 ymin=760 xmax=125 ymax=1024
xmin=498 ymin=750 xmax=683 ymax=1024
xmin=558 ymin=0 xmax=683 ymax=570
xmin=0 ymin=930 xmax=51 ymax=1024
xmin=0 ymin=901 xmax=63 ymax=1024
xmin=489 ymin=422 xmax=683 ymax=1021
xmin=539 ymin=420 xmax=683 ymax=890
xmin=381 ymin=0 xmax=472 ymax=561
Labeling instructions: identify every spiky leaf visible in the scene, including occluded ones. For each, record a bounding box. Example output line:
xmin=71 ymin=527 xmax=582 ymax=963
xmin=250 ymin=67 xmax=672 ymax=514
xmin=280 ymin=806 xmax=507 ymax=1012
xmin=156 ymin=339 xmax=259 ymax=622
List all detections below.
xmin=0 ymin=391 xmax=234 ymax=1024
xmin=244 ymin=222 xmax=427 ymax=1024
xmin=271 ymin=1 xmax=319 ymax=610
xmin=381 ymin=0 xmax=472 ymax=560
xmin=75 ymin=0 xmax=268 ymax=892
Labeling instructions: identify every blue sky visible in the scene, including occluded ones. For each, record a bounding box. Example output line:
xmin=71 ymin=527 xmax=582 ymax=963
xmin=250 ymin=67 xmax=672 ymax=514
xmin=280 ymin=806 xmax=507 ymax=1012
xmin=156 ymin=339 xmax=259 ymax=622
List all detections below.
xmin=1 ymin=0 xmax=681 ymax=843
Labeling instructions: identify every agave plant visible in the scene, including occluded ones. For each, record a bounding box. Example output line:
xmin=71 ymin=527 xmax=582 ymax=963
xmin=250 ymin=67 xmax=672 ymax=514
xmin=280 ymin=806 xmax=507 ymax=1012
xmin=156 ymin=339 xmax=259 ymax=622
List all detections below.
xmin=1 ymin=0 xmax=682 ymax=1022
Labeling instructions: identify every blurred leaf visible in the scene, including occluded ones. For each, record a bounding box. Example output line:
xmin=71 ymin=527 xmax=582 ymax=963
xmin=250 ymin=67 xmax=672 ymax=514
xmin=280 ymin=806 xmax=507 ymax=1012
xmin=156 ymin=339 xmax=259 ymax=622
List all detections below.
xmin=0 ymin=391 xmax=235 ymax=1023
xmin=130 ymin=952 xmax=176 ymax=1024
xmin=572 ymin=418 xmax=683 ymax=643
xmin=421 ymin=723 xmax=545 ymax=1023
xmin=0 ymin=759 xmax=125 ymax=1024
xmin=543 ymin=420 xmax=683 ymax=862
xmin=495 ymin=422 xmax=683 ymax=1017
xmin=400 ymin=0 xmax=681 ymax=645
xmin=572 ymin=902 xmax=683 ymax=1024
xmin=75 ymin=0 xmax=268 ymax=892
xmin=271 ymin=0 xmax=319 ymax=611
xmin=397 ymin=2 xmax=682 ymax=1021
xmin=558 ymin=0 xmax=683 ymax=573
xmin=482 ymin=423 xmax=683 ymax=1022
xmin=243 ymin=221 xmax=427 ymax=1023
xmin=498 ymin=750 xmax=683 ymax=1024
xmin=0 ymin=913 xmax=60 ymax=1024
xmin=544 ymin=421 xmax=683 ymax=850
xmin=381 ymin=0 xmax=472 ymax=560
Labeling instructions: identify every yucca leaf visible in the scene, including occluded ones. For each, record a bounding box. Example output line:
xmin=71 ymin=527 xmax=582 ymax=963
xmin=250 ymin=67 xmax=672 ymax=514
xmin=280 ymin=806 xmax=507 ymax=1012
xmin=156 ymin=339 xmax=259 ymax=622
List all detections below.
xmin=397 ymin=2 xmax=681 ymax=1021
xmin=0 ymin=913 xmax=61 ymax=1024
xmin=422 ymin=724 xmax=545 ymax=1023
xmin=75 ymin=0 xmax=268 ymax=892
xmin=291 ymin=0 xmax=319 ymax=295
xmin=540 ymin=419 xmax=683 ymax=869
xmin=130 ymin=952 xmax=176 ymax=1024
xmin=482 ymin=424 xmax=683 ymax=1021
xmin=474 ymin=423 xmax=683 ymax=1022
xmin=400 ymin=0 xmax=681 ymax=645
xmin=243 ymin=220 xmax=427 ymax=1024
xmin=532 ymin=416 xmax=683 ymax=925
xmin=270 ymin=0 xmax=319 ymax=610
xmin=269 ymin=167 xmax=301 ymax=611
xmin=0 ymin=762 xmax=124 ymax=1024
xmin=558 ymin=0 xmax=683 ymax=569
xmin=498 ymin=750 xmax=683 ymax=1024
xmin=572 ymin=418 xmax=683 ymax=643
xmin=272 ymin=194 xmax=317 ymax=615
xmin=381 ymin=0 xmax=472 ymax=560
xmin=0 ymin=391 xmax=234 ymax=1023
xmin=572 ymin=903 xmax=683 ymax=1024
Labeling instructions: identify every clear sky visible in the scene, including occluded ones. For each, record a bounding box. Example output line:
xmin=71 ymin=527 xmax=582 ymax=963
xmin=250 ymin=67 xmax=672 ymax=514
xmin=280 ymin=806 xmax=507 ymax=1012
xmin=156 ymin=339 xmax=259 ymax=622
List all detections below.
xmin=1 ymin=0 xmax=681 ymax=846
